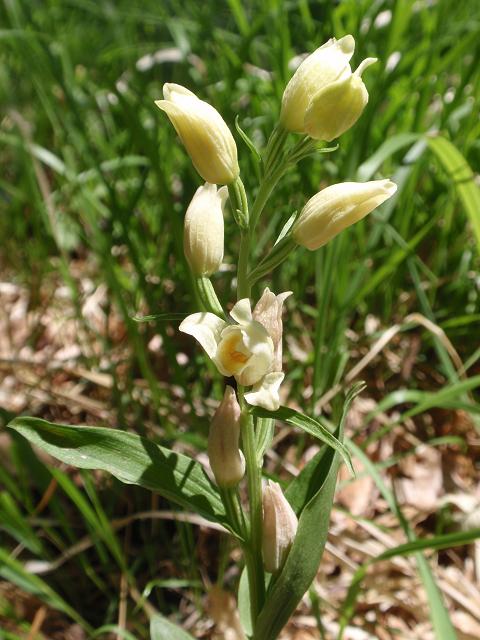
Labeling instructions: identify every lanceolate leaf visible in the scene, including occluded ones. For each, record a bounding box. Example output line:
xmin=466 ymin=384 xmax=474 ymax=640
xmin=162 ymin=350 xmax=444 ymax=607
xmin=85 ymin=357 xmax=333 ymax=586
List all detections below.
xmin=133 ymin=312 xmax=187 ymax=323
xmin=235 ymin=115 xmax=262 ymax=164
xmin=252 ymin=405 xmax=354 ymax=475
xmin=427 ymin=135 xmax=480 ymax=251
xmin=356 ymin=133 xmax=420 ymax=182
xmin=255 ymin=416 xmax=275 ymax=465
xmin=254 ymin=384 xmax=363 ymax=640
xmin=285 ymin=440 xmax=336 ymax=516
xmin=150 ymin=615 xmax=195 ymax=640
xmin=8 ymin=418 xmax=227 ymax=528
xmin=238 ymin=567 xmax=253 ymax=637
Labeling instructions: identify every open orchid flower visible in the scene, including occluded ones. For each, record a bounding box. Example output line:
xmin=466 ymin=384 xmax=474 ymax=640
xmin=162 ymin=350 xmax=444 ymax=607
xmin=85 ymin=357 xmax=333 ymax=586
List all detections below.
xmin=179 ymin=289 xmax=291 ymax=411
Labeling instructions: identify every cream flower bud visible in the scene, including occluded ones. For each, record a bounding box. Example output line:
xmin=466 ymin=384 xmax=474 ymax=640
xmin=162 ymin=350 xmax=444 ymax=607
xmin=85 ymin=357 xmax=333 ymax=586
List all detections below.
xmin=304 ymin=57 xmax=377 ymax=141
xmin=184 ymin=183 xmax=227 ymax=276
xmin=208 ymin=386 xmax=245 ymax=488
xmin=155 ymin=83 xmax=239 ymax=184
xmin=280 ymin=35 xmax=355 ymax=133
xmin=292 ymin=179 xmax=397 ymax=250
xmin=262 ymin=481 xmax=298 ymax=573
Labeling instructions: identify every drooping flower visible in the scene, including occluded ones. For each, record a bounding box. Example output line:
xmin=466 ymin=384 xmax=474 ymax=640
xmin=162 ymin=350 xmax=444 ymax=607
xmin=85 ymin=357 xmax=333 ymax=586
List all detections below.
xmin=208 ymin=386 xmax=245 ymax=488
xmin=262 ymin=481 xmax=298 ymax=573
xmin=184 ymin=182 xmax=227 ymax=277
xmin=292 ymin=179 xmax=397 ymax=250
xmin=155 ymin=83 xmax=239 ymax=184
xmin=280 ymin=35 xmax=376 ymax=141
xmin=179 ymin=290 xmax=290 ymax=411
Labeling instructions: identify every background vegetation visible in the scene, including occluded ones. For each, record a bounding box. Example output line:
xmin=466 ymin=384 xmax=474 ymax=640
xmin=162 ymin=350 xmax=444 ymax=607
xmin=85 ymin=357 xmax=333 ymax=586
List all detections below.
xmin=1 ymin=0 xmax=479 ymax=638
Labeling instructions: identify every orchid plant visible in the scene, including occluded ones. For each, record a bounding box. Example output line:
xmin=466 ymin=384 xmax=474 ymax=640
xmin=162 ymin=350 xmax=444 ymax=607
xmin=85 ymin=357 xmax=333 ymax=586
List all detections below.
xmin=8 ymin=35 xmax=397 ymax=640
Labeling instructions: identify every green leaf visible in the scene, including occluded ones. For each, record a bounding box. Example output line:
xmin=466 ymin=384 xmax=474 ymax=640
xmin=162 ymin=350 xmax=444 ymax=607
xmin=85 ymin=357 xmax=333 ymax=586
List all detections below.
xmin=238 ymin=567 xmax=253 ymax=637
xmin=91 ymin=626 xmax=138 ymax=640
xmin=404 ymin=375 xmax=480 ymax=418
xmin=0 ymin=491 xmax=44 ymax=555
xmin=0 ymin=547 xmax=92 ymax=633
xmin=235 ymin=115 xmax=262 ymax=164
xmin=375 ymin=527 xmax=480 ymax=561
xmin=285 ymin=440 xmax=336 ymax=517
xmin=274 ymin=211 xmax=297 ymax=244
xmin=254 ymin=385 xmax=362 ymax=640
xmin=8 ymin=417 xmax=228 ymax=528
xmin=252 ymin=405 xmax=354 ymax=475
xmin=352 ymin=213 xmax=439 ymax=304
xmin=255 ymin=416 xmax=274 ymax=465
xmin=132 ymin=312 xmax=187 ymax=323
xmin=427 ymin=135 xmax=480 ymax=251
xmin=150 ymin=615 xmax=195 ymax=640
xmin=356 ymin=133 xmax=420 ymax=181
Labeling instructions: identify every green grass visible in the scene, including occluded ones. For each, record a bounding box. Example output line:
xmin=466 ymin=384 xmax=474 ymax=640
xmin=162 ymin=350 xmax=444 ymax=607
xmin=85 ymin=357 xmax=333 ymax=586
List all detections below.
xmin=1 ymin=0 xmax=480 ymax=636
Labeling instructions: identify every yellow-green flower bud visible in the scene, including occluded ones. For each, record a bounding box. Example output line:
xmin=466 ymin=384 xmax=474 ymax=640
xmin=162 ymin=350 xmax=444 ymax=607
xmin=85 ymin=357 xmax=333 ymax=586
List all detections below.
xmin=155 ymin=83 xmax=239 ymax=184
xmin=292 ymin=179 xmax=397 ymax=250
xmin=304 ymin=58 xmax=377 ymax=141
xmin=184 ymin=182 xmax=227 ymax=276
xmin=208 ymin=386 xmax=245 ymax=488
xmin=262 ymin=481 xmax=298 ymax=574
xmin=280 ymin=35 xmax=355 ymax=133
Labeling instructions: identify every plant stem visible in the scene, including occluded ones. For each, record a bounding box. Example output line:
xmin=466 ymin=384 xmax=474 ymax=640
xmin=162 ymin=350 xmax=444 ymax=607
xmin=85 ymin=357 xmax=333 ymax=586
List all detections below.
xmin=249 ymin=178 xmax=278 ymax=232
xmin=237 ymin=230 xmax=251 ymax=299
xmin=220 ymin=487 xmax=246 ymax=540
xmin=240 ymin=403 xmax=265 ymax=627
xmin=195 ymin=276 xmax=226 ymax=317
xmin=248 ymin=235 xmax=297 ymax=286
xmin=250 ymin=129 xmax=290 ymax=231
xmin=233 ymin=174 xmax=264 ymax=626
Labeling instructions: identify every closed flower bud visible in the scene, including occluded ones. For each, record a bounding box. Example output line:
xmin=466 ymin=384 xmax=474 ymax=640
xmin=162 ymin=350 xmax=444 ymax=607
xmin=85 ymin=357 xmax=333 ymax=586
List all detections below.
xmin=155 ymin=83 xmax=239 ymax=184
xmin=262 ymin=481 xmax=298 ymax=574
xmin=304 ymin=57 xmax=377 ymax=141
xmin=292 ymin=179 xmax=397 ymax=250
xmin=208 ymin=386 xmax=245 ymax=488
xmin=280 ymin=35 xmax=376 ymax=140
xmin=280 ymin=35 xmax=355 ymax=133
xmin=184 ymin=183 xmax=227 ymax=276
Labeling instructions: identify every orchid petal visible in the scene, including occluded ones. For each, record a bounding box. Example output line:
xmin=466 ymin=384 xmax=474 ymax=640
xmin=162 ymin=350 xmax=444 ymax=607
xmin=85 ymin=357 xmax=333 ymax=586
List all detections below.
xmin=245 ymin=372 xmax=285 ymax=411
xmin=179 ymin=313 xmax=226 ymax=359
xmin=236 ymin=321 xmax=274 ymax=386
xmin=230 ymin=298 xmax=253 ymax=325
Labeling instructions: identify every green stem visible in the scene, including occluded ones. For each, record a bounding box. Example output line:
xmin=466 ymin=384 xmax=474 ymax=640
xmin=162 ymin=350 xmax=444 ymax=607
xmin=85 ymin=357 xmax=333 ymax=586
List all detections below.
xmin=263 ymin=124 xmax=288 ymax=175
xmin=249 ymin=178 xmax=278 ymax=232
xmin=228 ymin=177 xmax=249 ymax=229
xmin=240 ymin=404 xmax=265 ymax=627
xmin=248 ymin=235 xmax=297 ymax=285
xmin=249 ymin=127 xmax=290 ymax=232
xmin=220 ymin=487 xmax=246 ymax=540
xmin=237 ymin=231 xmax=251 ymax=299
xmin=195 ymin=276 xmax=226 ymax=317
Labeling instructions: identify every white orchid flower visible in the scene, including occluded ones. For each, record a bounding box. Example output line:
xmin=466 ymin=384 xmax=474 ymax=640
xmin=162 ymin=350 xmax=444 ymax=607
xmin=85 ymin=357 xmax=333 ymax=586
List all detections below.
xmin=179 ymin=290 xmax=291 ymax=411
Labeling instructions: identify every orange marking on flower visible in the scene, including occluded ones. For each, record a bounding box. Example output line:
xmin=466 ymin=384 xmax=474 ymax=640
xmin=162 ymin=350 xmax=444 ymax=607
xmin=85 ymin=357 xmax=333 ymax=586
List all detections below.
xmin=230 ymin=349 xmax=249 ymax=364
